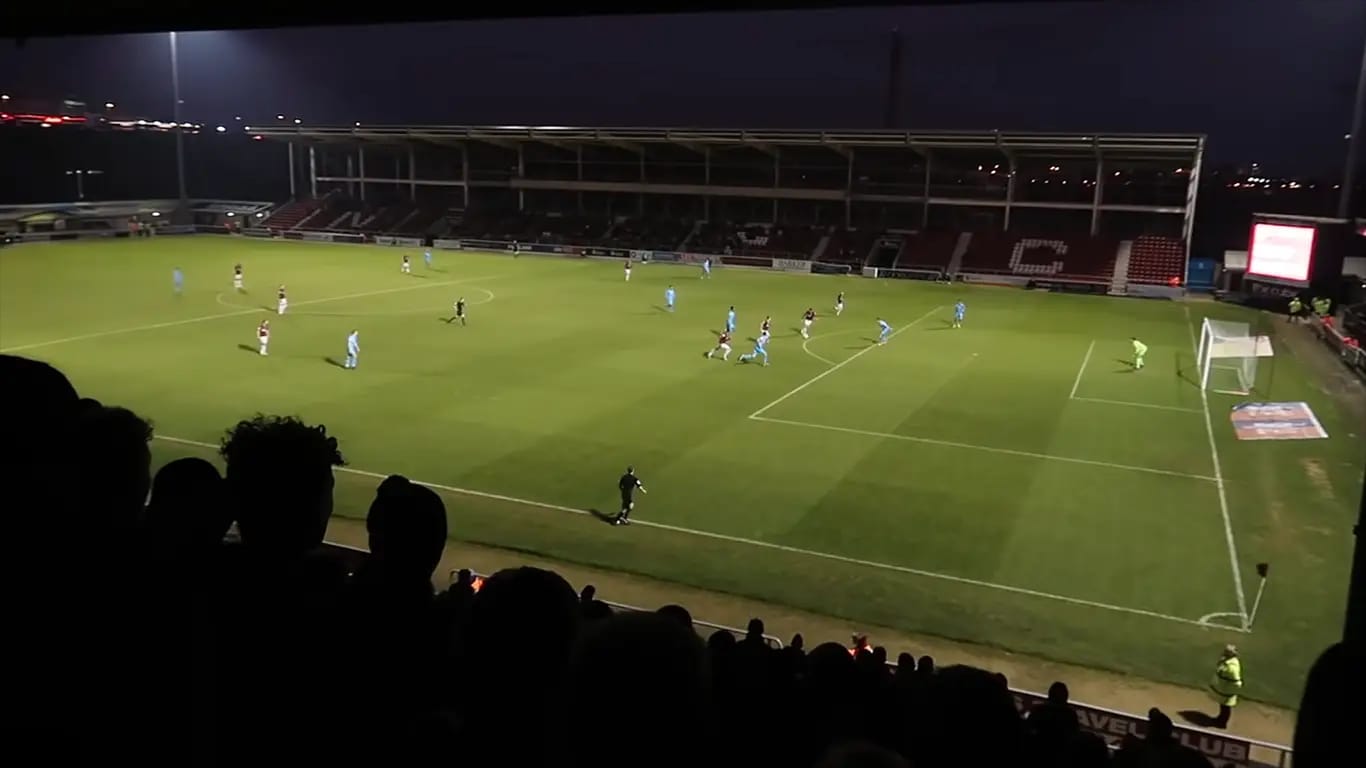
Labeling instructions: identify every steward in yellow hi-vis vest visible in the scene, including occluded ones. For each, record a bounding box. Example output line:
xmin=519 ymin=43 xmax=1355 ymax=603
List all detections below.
xmin=1207 ymin=644 xmax=1243 ymax=729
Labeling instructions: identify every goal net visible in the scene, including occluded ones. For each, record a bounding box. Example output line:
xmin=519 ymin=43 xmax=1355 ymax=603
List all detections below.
xmin=1197 ymin=318 xmax=1275 ymax=395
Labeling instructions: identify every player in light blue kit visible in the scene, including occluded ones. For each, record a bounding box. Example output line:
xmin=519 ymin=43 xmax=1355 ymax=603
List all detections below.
xmin=702 ymin=258 xmax=712 ymax=279
xmin=739 ymin=333 xmax=769 ymax=366
xmin=665 ymin=285 xmax=676 ymax=312
xmin=173 ymin=267 xmax=184 ymax=295
xmin=344 ymin=329 xmax=360 ymax=369
xmin=726 ymin=306 xmax=737 ymax=333
xmin=876 ymin=318 xmax=893 ymax=345
xmin=424 ymin=249 xmax=433 ymax=269
xmin=952 ymin=300 xmax=966 ymax=328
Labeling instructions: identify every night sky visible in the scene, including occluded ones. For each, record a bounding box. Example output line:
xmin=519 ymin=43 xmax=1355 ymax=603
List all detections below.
xmin=2 ymin=1 xmax=1363 ymax=173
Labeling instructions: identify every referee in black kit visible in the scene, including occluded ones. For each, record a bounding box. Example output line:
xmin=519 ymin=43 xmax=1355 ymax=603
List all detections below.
xmin=614 ymin=466 xmax=646 ymax=526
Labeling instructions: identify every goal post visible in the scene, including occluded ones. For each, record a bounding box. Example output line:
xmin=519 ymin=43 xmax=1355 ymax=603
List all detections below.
xmin=1197 ymin=317 xmax=1275 ymax=395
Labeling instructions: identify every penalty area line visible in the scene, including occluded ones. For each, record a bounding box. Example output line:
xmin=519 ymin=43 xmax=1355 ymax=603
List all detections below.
xmin=750 ymin=305 xmax=942 ymax=419
xmin=154 ymin=433 xmax=1241 ymax=632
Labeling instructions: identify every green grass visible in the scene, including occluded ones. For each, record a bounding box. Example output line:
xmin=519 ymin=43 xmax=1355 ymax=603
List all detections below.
xmin=2 ymin=236 xmax=1359 ymax=708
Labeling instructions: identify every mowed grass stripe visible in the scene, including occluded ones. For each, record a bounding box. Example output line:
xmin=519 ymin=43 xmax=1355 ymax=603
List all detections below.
xmin=154 ymin=434 xmax=1238 ymax=630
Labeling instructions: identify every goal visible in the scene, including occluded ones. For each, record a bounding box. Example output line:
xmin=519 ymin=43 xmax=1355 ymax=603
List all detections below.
xmin=1197 ymin=318 xmax=1275 ymax=395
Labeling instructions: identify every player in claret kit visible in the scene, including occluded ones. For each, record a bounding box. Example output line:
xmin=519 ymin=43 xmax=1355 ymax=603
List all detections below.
xmin=624 ymin=258 xmax=632 ymax=282
xmin=233 ymin=263 xmax=244 ymax=292
xmin=760 ymin=316 xmax=772 ymax=336
xmin=402 ymin=254 xmax=411 ymax=274
xmin=276 ymin=285 xmax=288 ymax=315
xmin=448 ymin=297 xmax=466 ymax=326
xmin=256 ymin=320 xmax=270 ymax=356
xmin=800 ymin=307 xmax=817 ymax=339
xmin=706 ymin=330 xmax=733 ymax=361
xmin=834 ymin=292 xmax=845 ymax=317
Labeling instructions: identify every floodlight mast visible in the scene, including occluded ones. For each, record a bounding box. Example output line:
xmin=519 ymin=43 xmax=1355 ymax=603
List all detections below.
xmin=169 ymin=31 xmax=187 ymax=204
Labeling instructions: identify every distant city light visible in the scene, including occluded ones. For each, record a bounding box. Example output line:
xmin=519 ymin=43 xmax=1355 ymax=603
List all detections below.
xmin=1 ymin=94 xmax=9 ymax=101
xmin=244 ymin=125 xmax=251 ymax=131
xmin=104 ymin=102 xmax=115 ymax=109
xmin=226 ymin=211 xmax=236 ymax=217
xmin=216 ymin=125 xmax=226 ymax=133
xmin=354 ymin=121 xmax=361 ymax=127
xmin=276 ymin=114 xmax=284 ymax=120
xmin=150 ymin=211 xmax=161 ymax=217
xmin=293 ymin=118 xmax=301 ymax=125
xmin=235 ymin=116 xmax=243 ymax=121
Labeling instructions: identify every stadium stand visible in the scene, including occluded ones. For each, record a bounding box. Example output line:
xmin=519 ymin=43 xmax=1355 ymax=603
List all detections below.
xmin=692 ymin=221 xmax=823 ymax=260
xmin=1126 ymin=235 xmax=1187 ymax=285
xmin=261 ymin=198 xmax=321 ymax=230
xmin=896 ymin=231 xmax=960 ymax=270
xmin=823 ymin=227 xmax=880 ymax=266
xmin=0 ymin=353 xmax=1315 ymax=767
xmin=958 ymin=233 xmax=1118 ymax=282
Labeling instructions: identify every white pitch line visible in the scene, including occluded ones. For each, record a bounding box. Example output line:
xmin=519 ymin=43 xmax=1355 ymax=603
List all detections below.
xmin=750 ymin=306 xmax=941 ymax=419
xmin=1071 ymin=396 xmax=1202 ymax=414
xmin=1068 ymin=340 xmax=1096 ymax=400
xmin=153 ymin=433 xmax=1240 ymax=632
xmin=1185 ymin=305 xmax=1250 ymax=628
xmin=749 ymin=415 xmax=1217 ymax=482
xmin=0 ymin=274 xmax=504 ymax=353
xmin=800 ymin=330 xmax=849 ymax=367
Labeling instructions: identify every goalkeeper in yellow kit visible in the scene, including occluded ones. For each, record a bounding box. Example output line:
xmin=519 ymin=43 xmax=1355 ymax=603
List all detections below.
xmin=1131 ymin=337 xmax=1148 ymax=370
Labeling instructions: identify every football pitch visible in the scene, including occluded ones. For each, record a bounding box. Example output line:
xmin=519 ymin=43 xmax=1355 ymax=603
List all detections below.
xmin=2 ymin=236 xmax=1359 ymax=707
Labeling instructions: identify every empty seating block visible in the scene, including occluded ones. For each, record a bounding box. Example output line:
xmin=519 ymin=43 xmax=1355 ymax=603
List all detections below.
xmin=959 ymin=233 xmax=1117 ymax=281
xmin=1126 ymin=235 xmax=1185 ymax=285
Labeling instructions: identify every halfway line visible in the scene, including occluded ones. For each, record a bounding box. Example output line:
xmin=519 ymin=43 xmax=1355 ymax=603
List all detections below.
xmin=153 ymin=434 xmax=1238 ymax=632
xmin=1 ymin=274 xmax=504 ymax=354
xmin=748 ymin=415 xmax=1218 ymax=482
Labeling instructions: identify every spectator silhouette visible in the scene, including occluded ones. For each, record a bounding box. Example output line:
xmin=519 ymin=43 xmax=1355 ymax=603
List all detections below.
xmin=68 ymin=403 xmax=153 ymax=544
xmin=923 ymin=665 xmax=1022 ymax=768
xmin=817 ymin=740 xmax=911 ymax=768
xmin=1294 ymin=642 xmax=1363 ymax=768
xmin=657 ymin=603 xmax=693 ymax=630
xmin=1113 ymin=708 xmax=1213 ymax=768
xmin=145 ymin=457 xmax=229 ymax=564
xmin=220 ymin=414 xmax=345 ymax=560
xmin=456 ymin=566 xmax=580 ymax=767
xmin=1026 ymin=681 xmax=1081 ymax=766
xmin=343 ymin=474 xmax=449 ymax=761
xmin=566 ymin=612 xmax=711 ymax=768
xmin=355 ymin=474 xmax=447 ymax=599
xmin=214 ymin=415 xmax=347 ymax=763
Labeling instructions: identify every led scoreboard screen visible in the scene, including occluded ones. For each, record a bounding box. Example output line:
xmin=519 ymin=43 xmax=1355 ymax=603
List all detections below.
xmin=1247 ymin=222 xmax=1316 ymax=283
